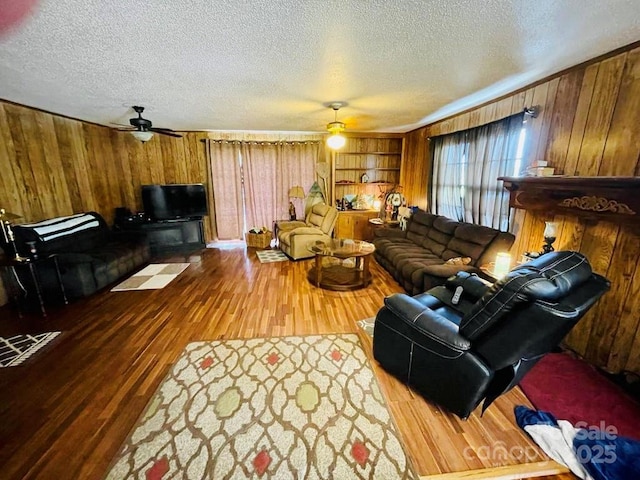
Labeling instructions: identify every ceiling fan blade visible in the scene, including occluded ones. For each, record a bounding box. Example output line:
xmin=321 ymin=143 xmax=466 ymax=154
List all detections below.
xmin=150 ymin=128 xmax=182 ymax=138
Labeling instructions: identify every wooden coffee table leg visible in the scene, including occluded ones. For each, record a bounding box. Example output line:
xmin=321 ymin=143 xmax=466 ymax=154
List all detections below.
xmin=363 ymin=254 xmax=371 ymax=286
xmin=315 ymin=254 xmax=322 ymax=286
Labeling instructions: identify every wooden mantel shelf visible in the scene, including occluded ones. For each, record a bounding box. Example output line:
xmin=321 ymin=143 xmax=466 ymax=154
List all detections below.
xmin=498 ymin=176 xmax=640 ymax=223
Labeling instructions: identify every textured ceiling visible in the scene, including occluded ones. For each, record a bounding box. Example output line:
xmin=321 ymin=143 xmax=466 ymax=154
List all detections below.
xmin=0 ymin=0 xmax=639 ymax=133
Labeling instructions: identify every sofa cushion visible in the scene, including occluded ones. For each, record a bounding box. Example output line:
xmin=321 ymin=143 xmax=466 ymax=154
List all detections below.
xmin=443 ymin=224 xmax=500 ymax=265
xmin=421 ymin=217 xmax=459 ymax=255
xmin=405 ymin=211 xmax=439 ymax=245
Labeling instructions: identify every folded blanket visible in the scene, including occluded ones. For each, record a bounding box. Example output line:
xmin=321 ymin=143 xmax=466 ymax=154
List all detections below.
xmin=515 ymin=406 xmax=640 ymax=480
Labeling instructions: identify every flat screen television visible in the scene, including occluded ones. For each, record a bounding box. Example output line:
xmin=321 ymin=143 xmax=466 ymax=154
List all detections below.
xmin=141 ymin=184 xmax=208 ymax=221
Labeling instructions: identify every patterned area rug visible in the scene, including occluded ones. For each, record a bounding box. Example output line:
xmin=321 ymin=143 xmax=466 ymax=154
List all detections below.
xmin=0 ymin=332 xmax=61 ymax=367
xmin=106 ymin=334 xmax=417 ymax=479
xmin=357 ymin=317 xmax=375 ymax=338
xmin=110 ymin=263 xmax=190 ymax=291
xmin=256 ymin=249 xmax=289 ymax=263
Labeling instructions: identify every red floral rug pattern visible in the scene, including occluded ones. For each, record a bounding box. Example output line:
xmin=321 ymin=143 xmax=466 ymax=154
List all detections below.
xmin=105 ymin=334 xmax=417 ymax=479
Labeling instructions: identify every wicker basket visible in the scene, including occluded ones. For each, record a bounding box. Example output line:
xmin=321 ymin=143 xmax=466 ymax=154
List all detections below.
xmin=245 ymin=230 xmax=272 ymax=249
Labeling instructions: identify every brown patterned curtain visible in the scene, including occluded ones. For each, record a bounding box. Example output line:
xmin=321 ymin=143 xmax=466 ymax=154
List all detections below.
xmin=430 ymin=112 xmax=525 ymax=230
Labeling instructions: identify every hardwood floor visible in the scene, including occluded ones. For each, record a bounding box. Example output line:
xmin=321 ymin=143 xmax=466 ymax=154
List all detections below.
xmin=0 ymin=246 xmax=573 ymax=480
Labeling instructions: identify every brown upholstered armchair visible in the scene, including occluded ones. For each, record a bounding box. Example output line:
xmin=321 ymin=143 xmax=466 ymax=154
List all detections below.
xmin=277 ymin=203 xmax=338 ymax=260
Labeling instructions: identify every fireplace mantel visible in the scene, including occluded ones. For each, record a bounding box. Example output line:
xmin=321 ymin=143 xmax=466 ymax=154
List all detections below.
xmin=498 ymin=176 xmax=640 ymax=223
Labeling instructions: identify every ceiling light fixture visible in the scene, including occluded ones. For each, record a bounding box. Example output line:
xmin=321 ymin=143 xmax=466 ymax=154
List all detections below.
xmin=130 ymin=130 xmax=154 ymax=142
xmin=326 ymin=102 xmax=347 ymax=150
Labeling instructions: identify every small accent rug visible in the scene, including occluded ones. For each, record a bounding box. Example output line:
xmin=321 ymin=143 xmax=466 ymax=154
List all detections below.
xmin=520 ymin=352 xmax=640 ymax=440
xmin=110 ymin=263 xmax=190 ymax=291
xmin=357 ymin=317 xmax=375 ymax=338
xmin=0 ymin=332 xmax=61 ymax=367
xmin=106 ymin=334 xmax=417 ymax=479
xmin=256 ymin=249 xmax=288 ymax=263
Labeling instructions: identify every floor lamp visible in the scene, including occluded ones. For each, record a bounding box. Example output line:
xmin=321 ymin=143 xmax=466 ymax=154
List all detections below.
xmin=0 ymin=208 xmax=27 ymax=262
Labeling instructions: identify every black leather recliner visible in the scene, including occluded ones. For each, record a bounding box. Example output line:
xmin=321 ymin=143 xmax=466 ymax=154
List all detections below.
xmin=373 ymin=251 xmax=610 ymax=419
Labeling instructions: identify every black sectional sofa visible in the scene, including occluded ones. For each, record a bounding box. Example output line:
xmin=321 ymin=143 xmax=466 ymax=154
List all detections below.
xmin=10 ymin=212 xmax=150 ymax=298
xmin=373 ymin=210 xmax=515 ymax=295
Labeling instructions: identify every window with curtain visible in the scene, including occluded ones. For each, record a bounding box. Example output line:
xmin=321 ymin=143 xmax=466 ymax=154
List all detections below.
xmin=430 ymin=113 xmax=526 ymax=231
xmin=206 ymin=140 xmax=318 ymax=240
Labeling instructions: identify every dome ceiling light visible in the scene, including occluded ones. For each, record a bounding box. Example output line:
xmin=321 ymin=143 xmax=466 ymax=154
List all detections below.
xmin=326 ymin=102 xmax=347 ymax=150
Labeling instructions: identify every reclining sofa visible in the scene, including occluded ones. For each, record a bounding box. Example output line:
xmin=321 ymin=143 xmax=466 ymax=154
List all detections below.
xmin=373 ymin=251 xmax=610 ymax=419
xmin=10 ymin=212 xmax=150 ymax=298
xmin=373 ymin=209 xmax=515 ymax=294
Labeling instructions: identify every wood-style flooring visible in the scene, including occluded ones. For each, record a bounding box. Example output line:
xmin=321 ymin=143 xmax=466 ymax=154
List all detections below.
xmin=0 ymin=246 xmax=574 ymax=479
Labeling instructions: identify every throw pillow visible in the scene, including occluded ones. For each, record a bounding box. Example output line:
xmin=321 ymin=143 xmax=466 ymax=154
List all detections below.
xmin=445 ymin=256 xmax=472 ymax=265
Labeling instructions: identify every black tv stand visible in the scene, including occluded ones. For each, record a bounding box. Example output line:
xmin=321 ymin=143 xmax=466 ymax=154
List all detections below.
xmin=156 ymin=216 xmax=202 ymax=223
xmin=119 ymin=218 xmax=205 ymax=256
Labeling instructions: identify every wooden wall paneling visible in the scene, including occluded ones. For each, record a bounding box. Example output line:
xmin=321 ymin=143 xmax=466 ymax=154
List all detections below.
xmin=509 ymin=90 xmax=528 ymax=115
xmin=563 ymin=64 xmax=600 ymax=175
xmin=574 ymin=53 xmax=626 ymax=176
xmin=478 ymin=102 xmax=497 ymax=126
xmin=531 ymin=78 xmax=560 ymax=165
xmin=82 ymin=124 xmax=112 ymax=219
xmin=173 ymin=135 xmax=190 ymax=183
xmin=159 ymin=136 xmax=178 ymax=184
xmin=400 ymin=129 xmax=429 ymax=209
xmin=621 ymin=257 xmax=640 ymax=373
xmin=563 ymin=222 xmax=619 ymax=357
xmin=52 ymin=117 xmax=86 ymax=214
xmin=598 ymin=47 xmax=640 ymax=176
xmin=522 ymin=83 xmax=550 ymax=165
xmin=405 ymin=44 xmax=640 ymax=374
xmin=585 ymin=228 xmax=640 ymax=368
xmin=110 ymin=131 xmax=137 ymax=212
xmin=103 ymin=129 xmax=125 ymax=222
xmin=8 ymin=105 xmax=45 ymax=220
xmin=543 ymin=70 xmax=584 ymax=173
xmin=452 ymin=111 xmax=470 ymax=132
xmin=0 ymin=105 xmax=25 ymax=214
xmin=523 ymin=87 xmax=535 ymax=112
xmin=36 ymin=112 xmax=73 ymax=217
xmin=494 ymin=96 xmax=514 ymax=120
xmin=467 ymin=108 xmax=482 ymax=128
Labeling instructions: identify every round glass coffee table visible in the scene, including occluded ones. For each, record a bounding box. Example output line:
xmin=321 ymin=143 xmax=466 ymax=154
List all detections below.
xmin=307 ymin=238 xmax=375 ymax=291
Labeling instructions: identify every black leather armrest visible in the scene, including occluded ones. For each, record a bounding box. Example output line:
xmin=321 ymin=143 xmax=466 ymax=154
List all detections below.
xmin=445 ymin=271 xmax=491 ymax=301
xmin=383 ymin=293 xmax=471 ymax=351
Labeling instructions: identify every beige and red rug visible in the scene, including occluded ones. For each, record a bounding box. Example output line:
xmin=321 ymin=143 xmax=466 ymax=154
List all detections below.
xmin=110 ymin=263 xmax=190 ymax=291
xmin=105 ymin=334 xmax=416 ymax=479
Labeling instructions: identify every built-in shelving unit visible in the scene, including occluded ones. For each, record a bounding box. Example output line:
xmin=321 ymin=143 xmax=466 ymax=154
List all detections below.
xmin=331 ymin=135 xmax=404 ymax=208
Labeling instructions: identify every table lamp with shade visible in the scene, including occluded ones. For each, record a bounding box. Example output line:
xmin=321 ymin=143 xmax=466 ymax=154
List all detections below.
xmin=0 ymin=208 xmax=27 ymax=261
xmin=288 ymin=186 xmax=305 ymax=220
xmin=542 ymin=221 xmax=558 ymax=254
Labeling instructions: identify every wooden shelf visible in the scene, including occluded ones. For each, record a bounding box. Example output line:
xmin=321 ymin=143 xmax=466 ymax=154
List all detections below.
xmin=331 ymin=135 xmax=403 ymax=208
xmin=499 ymin=176 xmax=640 ymax=224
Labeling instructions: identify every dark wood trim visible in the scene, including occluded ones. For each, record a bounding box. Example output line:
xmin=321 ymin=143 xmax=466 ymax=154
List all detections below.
xmin=499 ymin=176 xmax=640 ymax=223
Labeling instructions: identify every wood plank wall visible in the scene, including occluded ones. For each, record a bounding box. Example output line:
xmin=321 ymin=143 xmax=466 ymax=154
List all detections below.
xmin=0 ymin=102 xmax=326 ymax=304
xmin=401 ymin=44 xmax=640 ymax=376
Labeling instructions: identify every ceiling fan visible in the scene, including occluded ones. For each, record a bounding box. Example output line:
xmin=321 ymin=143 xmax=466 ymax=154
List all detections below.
xmin=117 ymin=106 xmax=182 ymax=142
